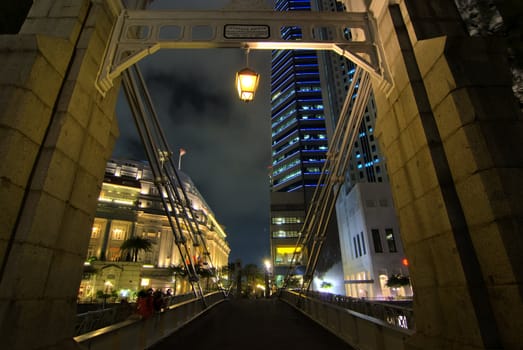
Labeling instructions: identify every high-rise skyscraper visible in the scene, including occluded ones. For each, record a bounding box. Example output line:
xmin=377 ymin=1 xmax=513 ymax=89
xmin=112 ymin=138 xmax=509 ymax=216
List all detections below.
xmin=270 ymin=1 xmax=329 ymax=194
xmin=269 ymin=0 xmax=342 ymax=290
xmin=269 ymin=0 xmax=409 ymax=297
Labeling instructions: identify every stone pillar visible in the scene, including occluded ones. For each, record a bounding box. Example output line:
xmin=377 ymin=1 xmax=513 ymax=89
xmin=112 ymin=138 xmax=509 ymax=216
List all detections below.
xmin=100 ymin=219 xmax=113 ymax=261
xmin=367 ymin=0 xmax=523 ymax=348
xmin=0 ymin=1 xmax=122 ymax=349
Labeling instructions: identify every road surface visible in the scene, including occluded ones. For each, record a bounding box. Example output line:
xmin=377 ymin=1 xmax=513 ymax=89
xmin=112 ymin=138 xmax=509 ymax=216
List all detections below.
xmin=150 ymin=298 xmax=354 ymax=350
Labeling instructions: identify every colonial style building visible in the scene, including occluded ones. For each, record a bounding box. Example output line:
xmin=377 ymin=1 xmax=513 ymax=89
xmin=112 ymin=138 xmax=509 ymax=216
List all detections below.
xmin=78 ymin=159 xmax=230 ymax=301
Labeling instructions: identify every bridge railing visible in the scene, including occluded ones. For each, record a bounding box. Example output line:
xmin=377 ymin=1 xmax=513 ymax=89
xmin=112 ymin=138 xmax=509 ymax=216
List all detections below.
xmin=74 ymin=293 xmax=196 ymax=336
xmin=300 ymin=290 xmax=414 ymax=330
xmin=280 ymin=290 xmax=414 ymax=350
xmin=74 ymin=291 xmax=225 ymax=350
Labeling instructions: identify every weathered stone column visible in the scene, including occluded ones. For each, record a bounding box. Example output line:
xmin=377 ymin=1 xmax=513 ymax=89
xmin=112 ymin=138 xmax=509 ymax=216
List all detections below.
xmin=349 ymin=0 xmax=523 ymax=348
xmin=0 ymin=1 xmax=122 ymax=349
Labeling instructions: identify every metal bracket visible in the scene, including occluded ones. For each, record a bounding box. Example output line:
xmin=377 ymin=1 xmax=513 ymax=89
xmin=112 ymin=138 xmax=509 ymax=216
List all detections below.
xmin=96 ymin=9 xmax=389 ymax=95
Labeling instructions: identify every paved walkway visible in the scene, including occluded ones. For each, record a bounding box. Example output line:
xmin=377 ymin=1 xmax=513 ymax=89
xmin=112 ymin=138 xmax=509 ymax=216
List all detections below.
xmin=150 ymin=298 xmax=354 ymax=350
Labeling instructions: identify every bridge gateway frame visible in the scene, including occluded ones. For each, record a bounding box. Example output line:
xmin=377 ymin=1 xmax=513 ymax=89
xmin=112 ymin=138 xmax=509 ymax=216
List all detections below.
xmin=0 ymin=0 xmax=521 ymax=349
xmin=95 ymin=5 xmax=390 ymax=95
xmin=104 ymin=2 xmax=381 ymax=303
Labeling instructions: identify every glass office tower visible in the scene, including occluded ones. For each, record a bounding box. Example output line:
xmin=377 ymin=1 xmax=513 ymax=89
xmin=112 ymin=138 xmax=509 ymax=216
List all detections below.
xmin=269 ymin=0 xmax=341 ymax=288
xmin=269 ymin=0 xmax=406 ymax=296
xmin=270 ymin=0 xmax=328 ymax=193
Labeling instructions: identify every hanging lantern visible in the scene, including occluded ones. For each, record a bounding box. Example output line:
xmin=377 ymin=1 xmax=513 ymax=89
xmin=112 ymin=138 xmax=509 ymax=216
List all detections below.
xmin=236 ymin=67 xmax=260 ymax=102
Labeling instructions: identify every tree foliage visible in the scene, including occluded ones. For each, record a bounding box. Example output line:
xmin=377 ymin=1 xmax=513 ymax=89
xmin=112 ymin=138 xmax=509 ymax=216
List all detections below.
xmin=119 ymin=236 xmax=153 ymax=262
xmin=386 ymin=274 xmax=411 ymax=288
xmin=455 ymin=0 xmax=523 ymax=106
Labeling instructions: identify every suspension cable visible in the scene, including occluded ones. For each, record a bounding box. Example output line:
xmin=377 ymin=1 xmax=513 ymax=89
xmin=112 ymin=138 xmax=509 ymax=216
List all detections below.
xmin=121 ymin=64 xmax=226 ymax=305
xmin=281 ymin=67 xmax=373 ymax=293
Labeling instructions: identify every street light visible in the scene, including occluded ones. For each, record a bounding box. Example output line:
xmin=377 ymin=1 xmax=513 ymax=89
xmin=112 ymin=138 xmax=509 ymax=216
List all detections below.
xmin=264 ymin=259 xmax=272 ymax=298
xmin=235 ymin=48 xmax=260 ymax=102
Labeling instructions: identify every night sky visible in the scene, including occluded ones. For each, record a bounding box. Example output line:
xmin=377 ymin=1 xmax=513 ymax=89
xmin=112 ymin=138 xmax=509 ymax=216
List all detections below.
xmin=113 ymin=0 xmax=274 ymax=266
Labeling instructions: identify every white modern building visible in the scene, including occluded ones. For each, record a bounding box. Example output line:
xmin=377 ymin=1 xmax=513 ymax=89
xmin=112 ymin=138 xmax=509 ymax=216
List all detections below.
xmin=336 ymin=182 xmax=411 ymax=298
xmin=313 ymin=0 xmax=411 ymax=300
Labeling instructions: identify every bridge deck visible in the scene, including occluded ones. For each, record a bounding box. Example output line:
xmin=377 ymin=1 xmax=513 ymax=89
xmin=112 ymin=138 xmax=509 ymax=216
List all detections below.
xmin=150 ymin=298 xmax=354 ymax=350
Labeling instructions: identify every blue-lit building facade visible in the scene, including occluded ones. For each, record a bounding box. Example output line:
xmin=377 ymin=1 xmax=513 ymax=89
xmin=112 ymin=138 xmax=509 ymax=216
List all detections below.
xmin=315 ymin=0 xmax=410 ymax=298
xmin=270 ymin=1 xmax=328 ymax=194
xmin=268 ymin=0 xmax=410 ymax=297
xmin=269 ymin=0 xmax=341 ymax=288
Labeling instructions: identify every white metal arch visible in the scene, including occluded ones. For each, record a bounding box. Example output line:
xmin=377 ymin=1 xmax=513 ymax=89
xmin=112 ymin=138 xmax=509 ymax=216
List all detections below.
xmin=96 ymin=7 xmax=390 ymax=95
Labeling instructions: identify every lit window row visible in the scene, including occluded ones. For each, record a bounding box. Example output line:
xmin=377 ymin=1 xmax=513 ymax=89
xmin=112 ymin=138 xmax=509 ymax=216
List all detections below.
xmin=299 ymin=114 xmax=324 ymax=120
xmin=272 ymin=170 xmax=302 ymax=186
xmin=272 ymin=106 xmax=296 ymax=127
xmin=273 ymin=159 xmax=300 ymax=176
xmin=301 ymin=133 xmax=326 ymax=141
xmin=271 ymin=84 xmax=295 ymax=104
xmin=297 ymin=85 xmax=321 ymax=92
xmin=272 ymin=149 xmax=300 ymax=167
xmin=304 ymin=167 xmax=321 ymax=173
xmin=272 ymin=230 xmax=300 ymax=238
xmin=299 ymin=104 xmax=324 ymax=111
xmin=272 ymin=136 xmax=299 ymax=155
xmin=272 ymin=118 xmax=298 ymax=138
xmin=272 ymin=217 xmax=303 ymax=225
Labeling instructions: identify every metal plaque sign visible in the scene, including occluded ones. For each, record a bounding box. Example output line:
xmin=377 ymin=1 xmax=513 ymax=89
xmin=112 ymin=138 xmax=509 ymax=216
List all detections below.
xmin=224 ymin=24 xmax=270 ymax=39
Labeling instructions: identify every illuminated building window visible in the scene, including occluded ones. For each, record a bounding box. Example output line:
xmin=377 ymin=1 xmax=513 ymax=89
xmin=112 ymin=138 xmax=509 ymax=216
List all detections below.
xmin=146 ymin=231 xmax=159 ymax=239
xmin=372 ymin=229 xmax=383 ymax=253
xmin=140 ymin=278 xmax=150 ymax=287
xmin=108 ymin=247 xmax=120 ymax=261
xmin=272 ymin=217 xmax=302 ymax=225
xmin=275 ymin=246 xmax=302 ymax=265
xmin=91 ymin=225 xmax=101 ymax=239
xmin=385 ymin=228 xmax=397 ymax=252
xmin=111 ymin=228 xmax=125 ymax=240
xmin=272 ymin=230 xmax=300 ymax=238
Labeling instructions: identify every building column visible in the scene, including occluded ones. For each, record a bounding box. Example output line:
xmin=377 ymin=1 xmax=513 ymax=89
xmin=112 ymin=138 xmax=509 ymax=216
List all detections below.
xmin=0 ymin=1 xmax=122 ymax=349
xmin=99 ymin=219 xmax=113 ymax=261
xmin=367 ymin=0 xmax=523 ymax=348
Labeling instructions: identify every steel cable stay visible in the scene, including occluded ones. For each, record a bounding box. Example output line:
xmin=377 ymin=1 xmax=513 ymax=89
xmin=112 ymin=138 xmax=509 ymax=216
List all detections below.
xmin=124 ymin=68 xmax=208 ymax=302
xmin=121 ymin=65 xmax=225 ymax=306
xmin=121 ymin=68 xmax=205 ymax=303
xmin=130 ymin=67 xmax=202 ymax=253
xmin=302 ymin=70 xmax=372 ymax=292
xmin=279 ymin=68 xmax=362 ymax=291
xmin=280 ymin=66 xmax=364 ymax=290
xmin=299 ymin=67 xmax=363 ymax=244
xmin=280 ymin=67 xmax=373 ymax=296
xmin=132 ymin=66 xmax=223 ymax=290
xmin=302 ymin=70 xmax=373 ymax=292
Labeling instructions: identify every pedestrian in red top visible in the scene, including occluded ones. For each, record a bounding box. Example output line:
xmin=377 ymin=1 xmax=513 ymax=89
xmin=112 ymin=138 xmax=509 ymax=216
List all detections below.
xmin=136 ymin=289 xmax=154 ymax=319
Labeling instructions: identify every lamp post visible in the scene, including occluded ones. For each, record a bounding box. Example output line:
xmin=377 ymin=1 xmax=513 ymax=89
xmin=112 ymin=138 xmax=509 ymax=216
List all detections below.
xmin=264 ymin=259 xmax=272 ymax=298
xmin=235 ymin=48 xmax=260 ymax=102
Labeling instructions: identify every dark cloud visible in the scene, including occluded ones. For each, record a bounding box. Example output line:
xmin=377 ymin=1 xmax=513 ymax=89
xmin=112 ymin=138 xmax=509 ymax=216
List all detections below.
xmin=115 ymin=0 xmax=274 ymax=265
xmin=145 ymin=70 xmax=233 ymax=123
xmin=114 ymin=46 xmax=273 ymax=265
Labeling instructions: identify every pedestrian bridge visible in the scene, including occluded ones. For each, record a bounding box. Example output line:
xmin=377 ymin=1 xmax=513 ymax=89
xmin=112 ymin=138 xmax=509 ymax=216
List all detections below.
xmin=75 ymin=290 xmax=413 ymax=350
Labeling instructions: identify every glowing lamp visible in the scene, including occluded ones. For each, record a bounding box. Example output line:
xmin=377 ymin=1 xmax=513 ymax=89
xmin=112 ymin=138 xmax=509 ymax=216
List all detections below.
xmin=236 ymin=67 xmax=260 ymax=102
xmin=402 ymin=258 xmax=409 ymax=266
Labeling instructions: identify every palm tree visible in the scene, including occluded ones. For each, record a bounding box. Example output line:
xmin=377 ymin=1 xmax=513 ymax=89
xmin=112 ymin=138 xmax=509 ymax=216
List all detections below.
xmin=119 ymin=236 xmax=153 ymax=262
